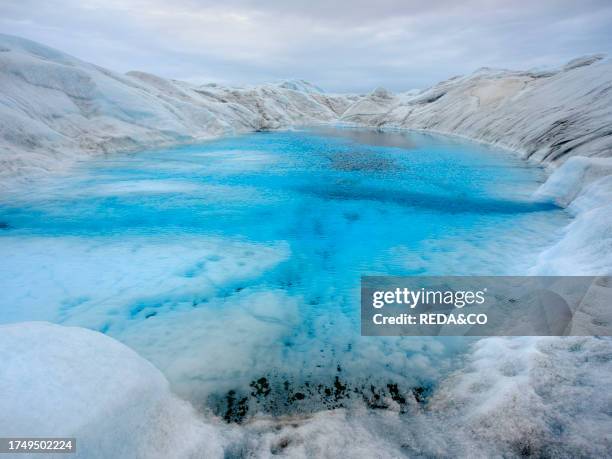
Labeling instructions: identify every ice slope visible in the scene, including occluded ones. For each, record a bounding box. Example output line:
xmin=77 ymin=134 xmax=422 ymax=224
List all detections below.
xmin=347 ymin=55 xmax=612 ymax=166
xmin=0 ymin=33 xmax=355 ymax=182
xmin=531 ymin=156 xmax=612 ymax=274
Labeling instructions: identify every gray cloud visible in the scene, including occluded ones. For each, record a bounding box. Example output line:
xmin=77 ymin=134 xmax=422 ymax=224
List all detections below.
xmin=1 ymin=0 xmax=612 ymax=92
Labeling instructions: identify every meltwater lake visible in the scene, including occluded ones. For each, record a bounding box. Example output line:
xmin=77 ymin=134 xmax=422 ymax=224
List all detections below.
xmin=0 ymin=127 xmax=570 ymax=415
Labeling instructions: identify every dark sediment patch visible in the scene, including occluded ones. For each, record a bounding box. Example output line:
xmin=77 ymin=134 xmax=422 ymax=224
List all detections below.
xmin=209 ymin=370 xmax=435 ymax=424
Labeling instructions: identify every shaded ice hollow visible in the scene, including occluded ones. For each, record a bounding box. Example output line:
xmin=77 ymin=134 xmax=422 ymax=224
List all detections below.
xmin=1 ymin=33 xmax=612 ymax=457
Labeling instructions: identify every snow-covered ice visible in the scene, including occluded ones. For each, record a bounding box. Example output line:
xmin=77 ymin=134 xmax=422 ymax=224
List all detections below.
xmin=0 ymin=322 xmax=226 ymax=459
xmin=0 ymin=34 xmax=354 ymax=183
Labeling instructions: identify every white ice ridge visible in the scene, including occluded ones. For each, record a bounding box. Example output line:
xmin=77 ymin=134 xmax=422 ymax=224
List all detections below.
xmin=2 ymin=322 xmax=610 ymax=457
xmin=346 ymin=55 xmax=612 ymax=166
xmin=2 ymin=33 xmax=612 ymax=185
xmin=529 ymin=156 xmax=612 ymax=275
xmin=0 ymin=34 xmax=358 ymax=182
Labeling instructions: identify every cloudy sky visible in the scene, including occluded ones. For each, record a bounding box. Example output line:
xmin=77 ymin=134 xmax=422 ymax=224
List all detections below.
xmin=2 ymin=0 xmax=612 ymax=92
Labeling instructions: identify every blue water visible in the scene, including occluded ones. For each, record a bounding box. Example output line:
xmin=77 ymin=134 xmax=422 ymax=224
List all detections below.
xmin=0 ymin=127 xmax=570 ymax=408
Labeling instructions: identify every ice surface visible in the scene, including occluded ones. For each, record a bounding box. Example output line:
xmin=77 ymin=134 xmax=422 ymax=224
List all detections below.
xmin=217 ymin=336 xmax=612 ymax=457
xmin=531 ymin=157 xmax=612 ymax=275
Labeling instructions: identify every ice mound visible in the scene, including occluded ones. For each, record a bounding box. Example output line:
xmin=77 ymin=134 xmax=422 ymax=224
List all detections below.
xmin=340 ymin=87 xmax=397 ymax=124
xmin=277 ymin=79 xmax=324 ymax=94
xmin=0 ymin=322 xmax=225 ymax=458
xmin=535 ymin=156 xmax=612 ymax=206
xmin=563 ymin=54 xmax=606 ymax=71
xmin=532 ymin=157 xmax=612 ymax=274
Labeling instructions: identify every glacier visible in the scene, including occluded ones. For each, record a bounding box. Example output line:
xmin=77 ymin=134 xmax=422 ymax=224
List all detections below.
xmin=1 ymin=32 xmax=612 ymax=458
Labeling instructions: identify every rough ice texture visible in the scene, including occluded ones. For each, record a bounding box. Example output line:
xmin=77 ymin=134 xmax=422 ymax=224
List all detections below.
xmin=529 ymin=157 xmax=612 ymax=275
xmin=0 ymin=34 xmax=356 ymax=183
xmin=348 ymin=55 xmax=612 ymax=167
xmin=2 ymin=32 xmax=611 ymax=185
xmin=3 ymin=322 xmax=610 ymax=457
xmin=231 ymin=336 xmax=612 ymax=458
xmin=0 ymin=322 xmax=226 ymax=458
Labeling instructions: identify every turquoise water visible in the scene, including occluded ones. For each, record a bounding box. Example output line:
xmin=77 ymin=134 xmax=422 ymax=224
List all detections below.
xmin=0 ymin=127 xmax=570 ymax=411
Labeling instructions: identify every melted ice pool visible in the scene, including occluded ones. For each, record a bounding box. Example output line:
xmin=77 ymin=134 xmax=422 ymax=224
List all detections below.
xmin=0 ymin=127 xmax=570 ymax=413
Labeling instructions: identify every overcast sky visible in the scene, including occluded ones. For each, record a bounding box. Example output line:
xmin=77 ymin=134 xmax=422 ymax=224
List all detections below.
xmin=2 ymin=0 xmax=612 ymax=92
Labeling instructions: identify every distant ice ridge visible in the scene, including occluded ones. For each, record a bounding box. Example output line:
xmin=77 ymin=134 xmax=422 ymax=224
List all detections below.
xmin=3 ymin=322 xmax=610 ymax=458
xmin=0 ymin=34 xmax=355 ymax=183
xmin=3 ymin=32 xmax=612 ymax=185
xmin=346 ymin=54 xmax=612 ymax=166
